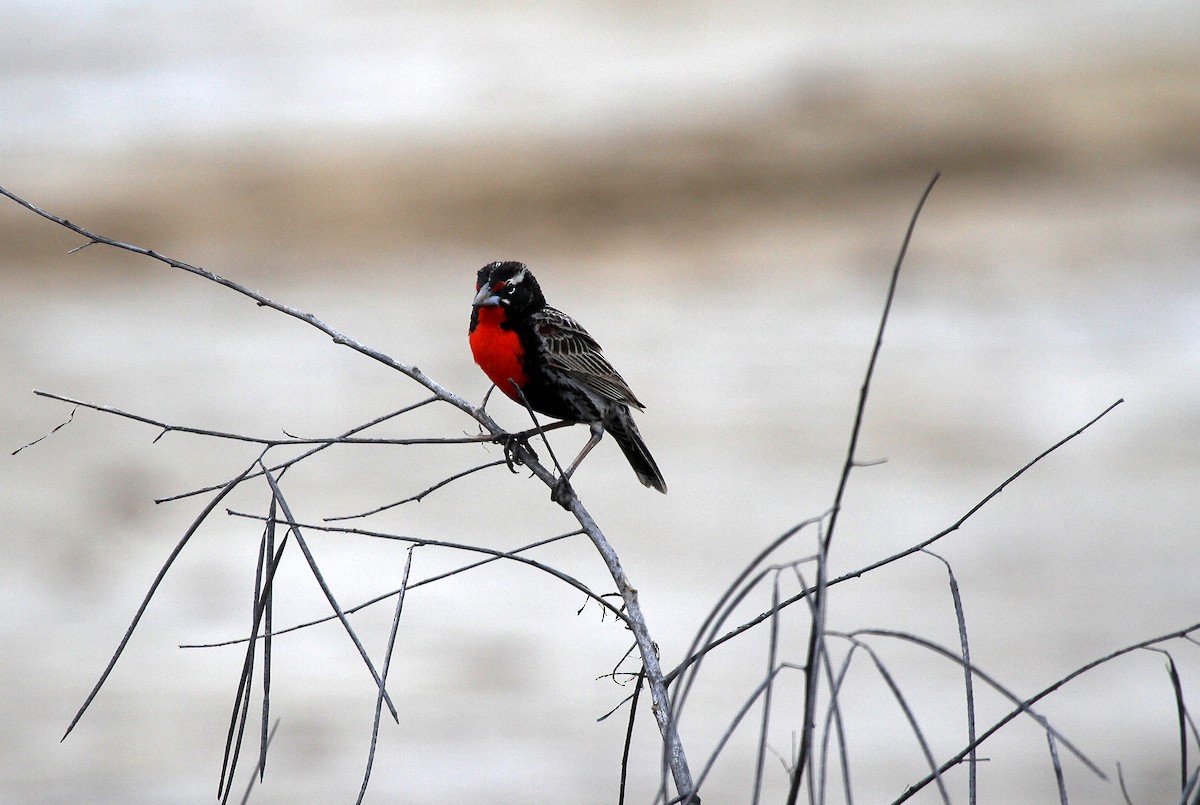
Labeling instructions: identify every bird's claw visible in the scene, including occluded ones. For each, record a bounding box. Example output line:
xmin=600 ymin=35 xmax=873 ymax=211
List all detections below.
xmin=495 ymin=431 xmax=537 ymax=473
xmin=551 ymin=477 xmax=575 ymax=509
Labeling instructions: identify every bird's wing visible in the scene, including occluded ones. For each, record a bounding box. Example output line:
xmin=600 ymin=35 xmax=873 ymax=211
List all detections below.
xmin=535 ymin=306 xmax=645 ymax=409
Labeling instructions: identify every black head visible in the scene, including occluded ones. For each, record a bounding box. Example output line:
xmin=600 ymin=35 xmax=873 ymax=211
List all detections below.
xmin=472 ymin=261 xmax=546 ymax=316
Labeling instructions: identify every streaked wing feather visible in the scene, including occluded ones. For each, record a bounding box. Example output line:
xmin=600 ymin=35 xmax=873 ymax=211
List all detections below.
xmin=536 ymin=307 xmax=645 ymax=408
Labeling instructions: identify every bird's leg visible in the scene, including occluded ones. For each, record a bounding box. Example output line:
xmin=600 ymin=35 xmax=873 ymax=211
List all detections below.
xmin=551 ymin=421 xmax=604 ymax=507
xmin=491 ymin=420 xmax=576 ymax=474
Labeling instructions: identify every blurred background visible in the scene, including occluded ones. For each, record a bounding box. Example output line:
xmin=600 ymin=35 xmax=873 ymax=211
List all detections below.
xmin=3 ymin=2 xmax=1199 ymax=803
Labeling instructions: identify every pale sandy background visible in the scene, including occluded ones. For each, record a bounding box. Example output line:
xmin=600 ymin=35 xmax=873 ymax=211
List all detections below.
xmin=3 ymin=2 xmax=1199 ymax=803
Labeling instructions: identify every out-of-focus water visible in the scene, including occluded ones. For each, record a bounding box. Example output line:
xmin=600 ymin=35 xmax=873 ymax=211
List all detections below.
xmin=3 ymin=0 xmax=1199 ymax=154
xmin=2 ymin=3 xmax=1199 ymax=804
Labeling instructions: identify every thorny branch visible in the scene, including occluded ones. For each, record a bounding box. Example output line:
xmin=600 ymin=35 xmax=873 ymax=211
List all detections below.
xmin=2 ymin=183 xmax=698 ymax=803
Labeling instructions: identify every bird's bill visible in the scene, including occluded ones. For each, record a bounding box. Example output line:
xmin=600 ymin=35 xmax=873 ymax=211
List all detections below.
xmin=472 ymin=285 xmax=502 ymax=307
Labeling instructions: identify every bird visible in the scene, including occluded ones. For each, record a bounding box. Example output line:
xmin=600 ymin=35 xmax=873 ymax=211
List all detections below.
xmin=469 ymin=260 xmax=667 ymax=497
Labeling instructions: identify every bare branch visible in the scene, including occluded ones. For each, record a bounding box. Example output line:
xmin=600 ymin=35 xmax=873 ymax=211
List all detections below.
xmin=0 ymin=185 xmax=485 ymax=426
xmin=789 ymin=171 xmax=940 ymax=805
xmin=12 ymin=405 xmax=77 ymax=454
xmin=325 ymin=458 xmax=509 ymax=521
xmin=357 ymin=547 xmax=414 ymax=805
xmin=259 ymin=466 xmax=399 ymax=722
xmin=922 ymin=549 xmax=978 ymax=805
xmin=181 ymin=528 xmax=586 ymax=648
xmin=62 ymin=461 xmax=259 ymax=741
xmin=668 ymin=397 xmax=1124 ymax=683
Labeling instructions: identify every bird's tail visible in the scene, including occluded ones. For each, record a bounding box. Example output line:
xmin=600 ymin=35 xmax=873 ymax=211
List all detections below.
xmin=609 ymin=407 xmax=667 ymax=493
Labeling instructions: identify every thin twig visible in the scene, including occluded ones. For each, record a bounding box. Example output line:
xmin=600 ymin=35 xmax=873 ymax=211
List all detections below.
xmin=670 ymin=514 xmax=824 ymax=697
xmin=842 ymin=628 xmax=1103 ymax=786
xmin=325 ymin=458 xmax=509 ymax=521
xmin=750 ymin=572 xmax=785 ymax=805
xmin=788 ymin=171 xmax=940 ymax=805
xmin=695 ymin=665 xmax=790 ymax=794
xmin=259 ymin=497 xmax=277 ymax=782
xmin=668 ymin=397 xmax=1124 ymax=683
xmin=357 ymin=547 xmax=414 ymax=805
xmin=0 ymin=185 xmax=485 ymax=424
xmin=923 ymin=549 xmax=977 ymax=805
xmin=618 ymin=671 xmax=645 ymax=805
xmin=181 ymin=528 xmax=587 ymax=648
xmin=1046 ymin=732 xmax=1068 ymax=805
xmin=218 ymin=529 xmax=289 ymax=803
xmin=12 ymin=405 xmax=76 ymax=454
xmin=159 ymin=399 xmax=439 ymax=503
xmin=5 ymin=183 xmax=698 ymax=803
xmin=33 ymin=390 xmax=498 ymax=447
xmin=238 ymin=719 xmax=281 ymax=805
xmin=221 ymin=515 xmax=623 ymax=626
xmin=62 ymin=461 xmax=259 ymax=740
xmin=852 ymin=638 xmax=951 ymax=805
xmin=885 ymin=623 xmax=1200 ymax=804
xmin=259 ymin=467 xmax=399 ymax=722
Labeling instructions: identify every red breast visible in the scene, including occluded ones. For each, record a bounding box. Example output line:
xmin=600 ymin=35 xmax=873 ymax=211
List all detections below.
xmin=469 ymin=305 xmax=529 ymax=401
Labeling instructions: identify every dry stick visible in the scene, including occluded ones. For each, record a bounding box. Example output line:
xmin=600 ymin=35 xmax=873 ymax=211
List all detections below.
xmin=3 ymin=184 xmax=697 ymax=803
xmin=883 ymin=625 xmax=1200 ymax=804
xmin=792 ymin=563 xmax=855 ymax=805
xmin=183 ymin=528 xmax=587 ymax=648
xmin=219 ymin=526 xmax=290 ymax=803
xmin=1150 ymin=649 xmax=1191 ymax=795
xmin=1047 ymin=732 xmax=1069 ymax=805
xmin=667 ymin=397 xmax=1124 ymax=686
xmin=260 ymin=497 xmax=277 ymax=782
xmin=218 ymin=517 xmax=268 ymax=801
xmin=1116 ymin=763 xmax=1136 ymax=805
xmin=565 ymin=495 xmax=698 ymax=804
xmin=672 ymin=516 xmax=824 ymax=706
xmin=617 ymin=671 xmax=645 ymax=805
xmin=224 ymin=514 xmax=624 ymax=624
xmin=695 ymin=665 xmax=791 ymax=794
xmin=923 ymin=549 xmax=978 ymax=805
xmin=818 ymin=644 xmax=859 ymax=805
xmin=162 ymin=399 xmax=440 ymax=504
xmin=12 ymin=404 xmax=76 ymax=454
xmin=787 ymin=171 xmax=941 ymax=805
xmin=61 ymin=461 xmax=258 ymax=741
xmin=259 ymin=467 xmax=399 ymax=722
xmin=239 ymin=719 xmax=281 ymax=805
xmin=356 ymin=546 xmax=414 ymax=805
xmin=0 ymin=186 xmax=484 ymax=425
xmin=853 ymin=639 xmax=952 ymax=805
xmin=1179 ymin=769 xmax=1200 ymax=805
xmin=750 ymin=573 xmax=785 ymax=805
xmin=325 ymin=458 xmax=509 ymax=521
xmin=34 ymin=390 xmax=496 ymax=447
xmin=843 ymin=628 xmax=1103 ymax=785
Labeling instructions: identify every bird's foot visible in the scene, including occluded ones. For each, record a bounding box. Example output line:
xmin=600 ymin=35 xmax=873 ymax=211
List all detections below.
xmin=551 ymin=477 xmax=575 ymax=509
xmin=495 ymin=431 xmax=538 ymax=473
